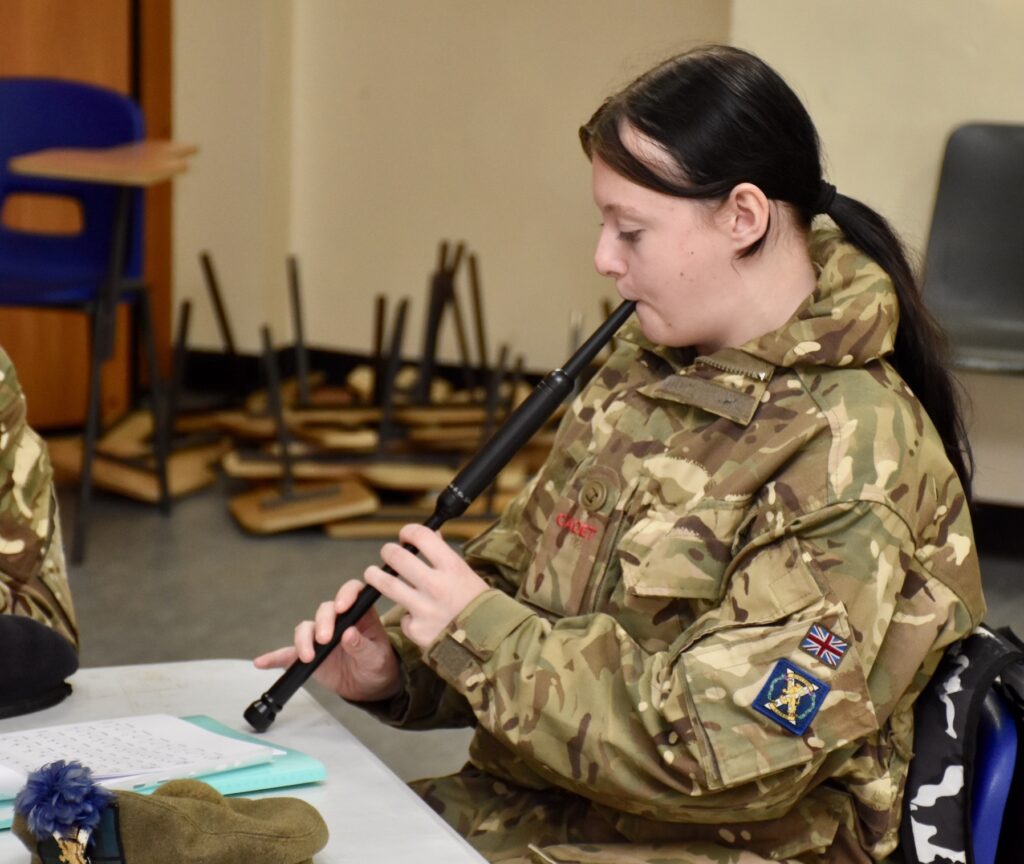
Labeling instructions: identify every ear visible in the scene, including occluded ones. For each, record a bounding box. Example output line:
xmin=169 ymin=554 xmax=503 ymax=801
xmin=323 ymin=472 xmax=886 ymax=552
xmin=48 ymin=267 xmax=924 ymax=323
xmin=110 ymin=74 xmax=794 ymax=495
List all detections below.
xmin=720 ymin=182 xmax=770 ymax=251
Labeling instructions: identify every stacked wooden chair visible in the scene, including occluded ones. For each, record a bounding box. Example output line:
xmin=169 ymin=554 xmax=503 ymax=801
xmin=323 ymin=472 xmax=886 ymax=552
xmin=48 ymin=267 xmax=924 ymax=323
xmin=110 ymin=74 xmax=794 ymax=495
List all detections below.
xmin=218 ymin=241 xmax=552 ymax=539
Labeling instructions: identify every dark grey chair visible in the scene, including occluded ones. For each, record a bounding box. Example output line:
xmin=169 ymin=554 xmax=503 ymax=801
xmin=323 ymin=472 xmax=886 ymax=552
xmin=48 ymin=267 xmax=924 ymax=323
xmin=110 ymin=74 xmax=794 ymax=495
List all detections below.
xmin=922 ymin=123 xmax=1024 ymax=372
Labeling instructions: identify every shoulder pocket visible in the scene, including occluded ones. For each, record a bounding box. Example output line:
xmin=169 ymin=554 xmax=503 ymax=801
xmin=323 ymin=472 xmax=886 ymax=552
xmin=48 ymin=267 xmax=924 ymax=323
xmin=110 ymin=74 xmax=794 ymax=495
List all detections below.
xmin=681 ymin=612 xmax=878 ymax=790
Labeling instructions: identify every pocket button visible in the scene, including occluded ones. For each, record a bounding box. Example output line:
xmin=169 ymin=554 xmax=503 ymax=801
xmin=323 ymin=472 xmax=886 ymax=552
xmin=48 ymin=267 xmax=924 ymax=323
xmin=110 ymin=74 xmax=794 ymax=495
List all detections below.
xmin=580 ymin=477 xmax=609 ymax=512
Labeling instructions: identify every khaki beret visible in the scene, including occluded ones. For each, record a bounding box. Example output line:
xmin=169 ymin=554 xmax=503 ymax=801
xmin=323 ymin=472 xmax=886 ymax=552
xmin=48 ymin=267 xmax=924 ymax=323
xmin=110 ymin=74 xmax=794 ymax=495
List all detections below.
xmin=14 ymin=778 xmax=328 ymax=864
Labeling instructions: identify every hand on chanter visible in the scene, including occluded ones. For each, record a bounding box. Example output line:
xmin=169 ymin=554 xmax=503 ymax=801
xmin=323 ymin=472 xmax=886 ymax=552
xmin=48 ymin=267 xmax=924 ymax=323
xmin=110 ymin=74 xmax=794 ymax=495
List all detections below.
xmin=253 ymin=578 xmax=402 ymax=703
xmin=364 ymin=523 xmax=490 ymax=650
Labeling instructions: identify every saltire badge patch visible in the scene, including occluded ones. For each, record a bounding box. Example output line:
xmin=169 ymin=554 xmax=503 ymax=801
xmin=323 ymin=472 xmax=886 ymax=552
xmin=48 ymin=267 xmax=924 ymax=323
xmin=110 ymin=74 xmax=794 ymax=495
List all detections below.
xmin=753 ymin=659 xmax=830 ymax=736
xmin=800 ymin=623 xmax=849 ymax=669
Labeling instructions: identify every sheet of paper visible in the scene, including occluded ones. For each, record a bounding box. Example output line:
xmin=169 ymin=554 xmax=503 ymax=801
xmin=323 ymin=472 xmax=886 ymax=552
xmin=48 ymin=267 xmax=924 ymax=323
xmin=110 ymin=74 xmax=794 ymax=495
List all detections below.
xmin=0 ymin=768 xmax=22 ymax=805
xmin=0 ymin=714 xmax=281 ymax=799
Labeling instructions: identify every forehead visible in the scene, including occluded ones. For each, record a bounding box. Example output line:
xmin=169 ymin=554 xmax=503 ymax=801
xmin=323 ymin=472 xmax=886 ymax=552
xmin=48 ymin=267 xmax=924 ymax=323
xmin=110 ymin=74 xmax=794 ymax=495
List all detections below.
xmin=591 ymin=156 xmax=682 ymax=219
xmin=590 ymin=123 xmax=686 ymax=213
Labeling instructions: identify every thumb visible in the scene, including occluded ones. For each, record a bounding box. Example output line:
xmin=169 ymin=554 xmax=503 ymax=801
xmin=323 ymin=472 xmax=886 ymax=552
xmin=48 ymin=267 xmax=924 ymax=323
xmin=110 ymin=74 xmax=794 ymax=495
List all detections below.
xmin=341 ymin=624 xmax=363 ymax=652
xmin=353 ymin=603 xmax=390 ymax=640
xmin=341 ymin=611 xmax=394 ymax=664
xmin=341 ymin=620 xmax=383 ymax=654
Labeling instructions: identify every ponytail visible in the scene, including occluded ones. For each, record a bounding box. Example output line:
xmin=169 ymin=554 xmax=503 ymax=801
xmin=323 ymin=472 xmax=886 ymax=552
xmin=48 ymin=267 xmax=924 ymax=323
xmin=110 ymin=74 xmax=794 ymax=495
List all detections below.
xmin=827 ymin=194 xmax=974 ymax=497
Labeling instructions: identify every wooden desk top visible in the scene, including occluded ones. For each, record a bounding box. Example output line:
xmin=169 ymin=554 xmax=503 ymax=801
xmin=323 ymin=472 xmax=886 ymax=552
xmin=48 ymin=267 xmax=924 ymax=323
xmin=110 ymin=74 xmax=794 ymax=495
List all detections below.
xmin=8 ymin=140 xmax=197 ymax=186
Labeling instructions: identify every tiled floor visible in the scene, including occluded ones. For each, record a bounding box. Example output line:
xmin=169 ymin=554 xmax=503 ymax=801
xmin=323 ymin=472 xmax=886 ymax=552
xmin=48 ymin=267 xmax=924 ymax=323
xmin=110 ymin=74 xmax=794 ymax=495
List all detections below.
xmin=58 ymin=481 xmax=1024 ymax=781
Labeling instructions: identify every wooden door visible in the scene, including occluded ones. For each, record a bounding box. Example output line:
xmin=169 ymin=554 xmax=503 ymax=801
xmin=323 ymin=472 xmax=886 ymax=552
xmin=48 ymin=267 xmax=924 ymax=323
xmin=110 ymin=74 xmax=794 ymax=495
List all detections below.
xmin=0 ymin=0 xmax=172 ymax=429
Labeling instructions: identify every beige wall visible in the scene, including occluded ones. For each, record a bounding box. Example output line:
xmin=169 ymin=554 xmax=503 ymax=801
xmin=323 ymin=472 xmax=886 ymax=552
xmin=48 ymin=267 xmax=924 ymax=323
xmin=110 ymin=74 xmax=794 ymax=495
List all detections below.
xmin=173 ymin=0 xmax=729 ymax=362
xmin=731 ymin=0 xmax=1024 ymax=255
xmin=173 ymin=1 xmax=1024 ymax=502
xmin=173 ymin=0 xmax=294 ymax=352
xmin=730 ymin=0 xmax=1024 ymax=504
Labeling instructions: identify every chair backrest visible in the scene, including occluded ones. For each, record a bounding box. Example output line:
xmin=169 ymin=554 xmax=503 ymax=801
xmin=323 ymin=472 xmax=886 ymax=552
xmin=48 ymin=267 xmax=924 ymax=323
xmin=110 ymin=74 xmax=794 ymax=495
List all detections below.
xmin=0 ymin=77 xmax=146 ymax=287
xmin=922 ymin=123 xmax=1024 ymax=372
xmin=971 ymin=689 xmax=1017 ymax=864
xmin=902 ymin=626 xmax=1024 ymax=864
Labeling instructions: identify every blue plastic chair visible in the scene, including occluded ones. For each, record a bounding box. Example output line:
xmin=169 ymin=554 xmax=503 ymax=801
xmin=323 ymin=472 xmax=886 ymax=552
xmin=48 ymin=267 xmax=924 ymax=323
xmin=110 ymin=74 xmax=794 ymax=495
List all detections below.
xmin=903 ymin=626 xmax=1021 ymax=864
xmin=972 ymin=689 xmax=1017 ymax=864
xmin=0 ymin=77 xmax=169 ymax=562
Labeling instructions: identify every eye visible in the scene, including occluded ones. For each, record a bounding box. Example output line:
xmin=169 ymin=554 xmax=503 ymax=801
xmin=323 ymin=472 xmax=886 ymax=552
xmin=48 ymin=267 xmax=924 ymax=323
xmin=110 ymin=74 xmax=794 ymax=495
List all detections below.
xmin=618 ymin=229 xmax=642 ymax=245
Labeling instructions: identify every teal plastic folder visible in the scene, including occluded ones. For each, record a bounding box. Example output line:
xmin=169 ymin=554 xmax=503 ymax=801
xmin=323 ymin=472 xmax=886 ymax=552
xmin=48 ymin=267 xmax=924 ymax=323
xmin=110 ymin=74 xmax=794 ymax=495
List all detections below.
xmin=0 ymin=715 xmax=325 ymax=831
xmin=173 ymin=715 xmax=326 ymax=796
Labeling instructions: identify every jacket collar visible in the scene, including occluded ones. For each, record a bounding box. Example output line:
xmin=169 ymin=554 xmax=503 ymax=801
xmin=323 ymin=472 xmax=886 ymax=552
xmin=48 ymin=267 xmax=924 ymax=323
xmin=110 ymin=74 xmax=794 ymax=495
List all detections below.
xmin=618 ymin=227 xmax=899 ymax=425
xmin=741 ymin=227 xmax=899 ymax=370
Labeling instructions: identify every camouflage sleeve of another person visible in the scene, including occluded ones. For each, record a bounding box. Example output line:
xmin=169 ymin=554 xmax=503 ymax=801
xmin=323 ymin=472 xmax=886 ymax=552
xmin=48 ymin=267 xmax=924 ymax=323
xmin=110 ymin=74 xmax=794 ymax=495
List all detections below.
xmin=361 ymin=476 xmax=540 ymax=730
xmin=417 ymin=499 xmax=976 ymax=823
xmin=0 ymin=349 xmax=78 ymax=647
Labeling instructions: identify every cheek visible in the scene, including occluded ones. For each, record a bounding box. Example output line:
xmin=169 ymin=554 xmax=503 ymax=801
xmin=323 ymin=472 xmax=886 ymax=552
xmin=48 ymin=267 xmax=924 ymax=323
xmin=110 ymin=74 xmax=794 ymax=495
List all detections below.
xmin=673 ymin=223 xmax=719 ymax=266
xmin=674 ymin=242 xmax=706 ymax=277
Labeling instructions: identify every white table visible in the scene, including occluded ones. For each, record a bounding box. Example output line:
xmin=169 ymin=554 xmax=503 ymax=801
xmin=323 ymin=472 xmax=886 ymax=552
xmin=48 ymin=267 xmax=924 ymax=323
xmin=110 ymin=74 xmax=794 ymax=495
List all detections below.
xmin=0 ymin=660 xmax=485 ymax=863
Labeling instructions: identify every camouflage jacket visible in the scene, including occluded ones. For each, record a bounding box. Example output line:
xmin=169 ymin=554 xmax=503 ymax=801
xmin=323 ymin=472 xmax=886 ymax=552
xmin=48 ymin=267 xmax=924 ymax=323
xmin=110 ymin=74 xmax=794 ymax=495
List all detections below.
xmin=380 ymin=229 xmax=984 ymax=861
xmin=0 ymin=347 xmax=77 ymax=647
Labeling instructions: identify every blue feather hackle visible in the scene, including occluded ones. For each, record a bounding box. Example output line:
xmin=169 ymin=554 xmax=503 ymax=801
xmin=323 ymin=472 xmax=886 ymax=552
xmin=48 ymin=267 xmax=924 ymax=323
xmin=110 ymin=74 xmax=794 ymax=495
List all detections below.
xmin=14 ymin=761 xmax=113 ymax=840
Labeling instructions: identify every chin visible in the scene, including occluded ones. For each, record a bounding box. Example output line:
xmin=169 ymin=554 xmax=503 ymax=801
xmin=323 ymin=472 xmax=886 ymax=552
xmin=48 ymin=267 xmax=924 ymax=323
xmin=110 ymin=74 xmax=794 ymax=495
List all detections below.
xmin=636 ymin=310 xmax=666 ymax=345
xmin=636 ymin=309 xmax=688 ymax=348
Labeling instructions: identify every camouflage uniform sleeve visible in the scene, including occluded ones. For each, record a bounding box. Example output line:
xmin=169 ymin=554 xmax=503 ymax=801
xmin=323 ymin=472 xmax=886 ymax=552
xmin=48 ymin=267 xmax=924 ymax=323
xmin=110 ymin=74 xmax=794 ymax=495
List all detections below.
xmin=417 ymin=499 xmax=971 ymax=823
xmin=360 ymin=476 xmax=539 ymax=730
xmin=0 ymin=349 xmax=78 ymax=648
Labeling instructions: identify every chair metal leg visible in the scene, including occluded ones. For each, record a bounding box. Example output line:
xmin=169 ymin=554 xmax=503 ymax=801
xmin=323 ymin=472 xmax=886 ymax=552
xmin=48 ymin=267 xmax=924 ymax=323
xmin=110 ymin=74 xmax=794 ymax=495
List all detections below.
xmin=128 ymin=300 xmax=142 ymax=407
xmin=166 ymin=300 xmax=191 ymax=431
xmin=71 ymin=310 xmax=107 ymax=564
xmin=287 ymin=256 xmax=312 ymax=408
xmin=261 ymin=326 xmax=295 ymax=501
xmin=136 ymin=290 xmax=171 ymax=514
xmin=199 ymin=251 xmax=245 ymax=406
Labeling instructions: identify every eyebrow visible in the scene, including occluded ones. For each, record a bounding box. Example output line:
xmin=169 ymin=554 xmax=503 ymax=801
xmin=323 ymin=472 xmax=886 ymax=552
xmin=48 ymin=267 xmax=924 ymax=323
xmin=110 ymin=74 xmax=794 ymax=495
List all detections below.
xmin=599 ymin=202 xmax=645 ymax=219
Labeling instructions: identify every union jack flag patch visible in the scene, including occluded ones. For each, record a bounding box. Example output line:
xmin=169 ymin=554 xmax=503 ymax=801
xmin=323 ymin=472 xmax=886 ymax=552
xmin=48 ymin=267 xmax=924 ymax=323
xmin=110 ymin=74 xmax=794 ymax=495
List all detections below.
xmin=800 ymin=624 xmax=848 ymax=668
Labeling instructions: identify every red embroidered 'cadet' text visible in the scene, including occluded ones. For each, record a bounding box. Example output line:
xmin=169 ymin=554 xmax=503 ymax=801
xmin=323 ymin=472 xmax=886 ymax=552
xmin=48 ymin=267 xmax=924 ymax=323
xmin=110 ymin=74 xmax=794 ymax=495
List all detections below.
xmin=556 ymin=513 xmax=599 ymax=539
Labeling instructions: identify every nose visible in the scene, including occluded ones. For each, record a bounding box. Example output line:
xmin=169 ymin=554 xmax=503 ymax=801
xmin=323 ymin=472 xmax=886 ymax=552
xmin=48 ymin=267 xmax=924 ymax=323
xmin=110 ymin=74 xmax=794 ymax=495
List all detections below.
xmin=594 ymin=229 xmax=625 ymax=279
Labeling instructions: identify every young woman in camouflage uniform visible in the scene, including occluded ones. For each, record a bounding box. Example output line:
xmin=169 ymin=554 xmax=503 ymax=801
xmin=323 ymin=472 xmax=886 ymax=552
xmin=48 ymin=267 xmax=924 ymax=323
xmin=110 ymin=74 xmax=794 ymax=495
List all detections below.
xmin=257 ymin=45 xmax=983 ymax=863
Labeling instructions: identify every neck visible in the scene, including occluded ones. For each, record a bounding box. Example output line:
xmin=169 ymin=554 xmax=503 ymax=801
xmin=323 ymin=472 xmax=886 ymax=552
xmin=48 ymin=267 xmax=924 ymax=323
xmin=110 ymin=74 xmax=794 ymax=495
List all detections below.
xmin=703 ymin=220 xmax=817 ymax=353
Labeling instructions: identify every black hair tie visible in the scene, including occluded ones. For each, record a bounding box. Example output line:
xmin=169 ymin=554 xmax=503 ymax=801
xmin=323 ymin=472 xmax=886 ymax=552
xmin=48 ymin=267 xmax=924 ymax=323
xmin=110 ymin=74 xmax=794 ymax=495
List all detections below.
xmin=814 ymin=182 xmax=837 ymax=215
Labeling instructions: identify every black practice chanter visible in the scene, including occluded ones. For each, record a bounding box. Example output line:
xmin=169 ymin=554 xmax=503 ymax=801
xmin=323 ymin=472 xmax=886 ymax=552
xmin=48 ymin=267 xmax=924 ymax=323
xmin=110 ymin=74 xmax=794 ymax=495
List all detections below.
xmin=244 ymin=299 xmax=636 ymax=732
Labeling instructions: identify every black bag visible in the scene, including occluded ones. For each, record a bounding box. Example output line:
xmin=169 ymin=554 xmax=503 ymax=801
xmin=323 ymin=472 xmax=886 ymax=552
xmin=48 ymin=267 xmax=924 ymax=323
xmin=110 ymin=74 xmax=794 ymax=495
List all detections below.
xmin=901 ymin=625 xmax=1024 ymax=864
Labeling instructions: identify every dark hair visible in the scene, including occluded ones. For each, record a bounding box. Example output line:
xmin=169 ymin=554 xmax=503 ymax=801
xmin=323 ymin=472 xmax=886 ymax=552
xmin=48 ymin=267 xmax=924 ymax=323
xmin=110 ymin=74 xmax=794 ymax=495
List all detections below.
xmin=580 ymin=44 xmax=973 ymax=495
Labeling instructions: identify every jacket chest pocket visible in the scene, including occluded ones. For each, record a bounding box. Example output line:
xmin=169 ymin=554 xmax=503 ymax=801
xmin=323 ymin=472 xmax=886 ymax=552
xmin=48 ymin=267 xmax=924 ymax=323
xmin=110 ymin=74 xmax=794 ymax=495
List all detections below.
xmin=516 ymin=463 xmax=634 ymax=618
xmin=611 ymin=497 xmax=752 ymax=648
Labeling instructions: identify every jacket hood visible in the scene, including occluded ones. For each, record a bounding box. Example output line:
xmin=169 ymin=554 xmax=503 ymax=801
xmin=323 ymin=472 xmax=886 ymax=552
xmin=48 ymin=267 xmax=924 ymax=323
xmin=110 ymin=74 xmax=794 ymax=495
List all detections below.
xmin=740 ymin=227 xmax=899 ymax=369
